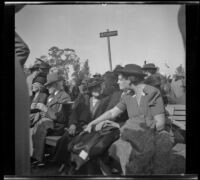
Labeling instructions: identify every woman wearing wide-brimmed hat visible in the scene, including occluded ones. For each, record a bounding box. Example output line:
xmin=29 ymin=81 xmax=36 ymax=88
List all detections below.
xmin=84 ymin=64 xmax=173 ymax=175
xmin=31 ymin=72 xmax=71 ymax=166
xmin=51 ymin=76 xmax=111 ymax=174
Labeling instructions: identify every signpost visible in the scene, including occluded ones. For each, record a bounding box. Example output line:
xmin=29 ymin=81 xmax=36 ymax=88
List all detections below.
xmin=100 ymin=29 xmax=118 ymax=71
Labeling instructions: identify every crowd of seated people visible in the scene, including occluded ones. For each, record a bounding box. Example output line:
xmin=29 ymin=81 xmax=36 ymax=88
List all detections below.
xmin=27 ymin=59 xmax=185 ymax=175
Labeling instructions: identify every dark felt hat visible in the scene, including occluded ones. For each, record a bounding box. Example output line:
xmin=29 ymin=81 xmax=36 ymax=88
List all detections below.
xmin=142 ymin=63 xmax=157 ymax=70
xmin=144 ymin=75 xmax=161 ymax=87
xmin=44 ymin=72 xmax=64 ymax=87
xmin=36 ymin=58 xmax=51 ymax=69
xmin=29 ymin=63 xmax=40 ymax=71
xmin=116 ymin=64 xmax=147 ymax=77
xmin=30 ymin=58 xmax=50 ymax=70
xmin=93 ymin=73 xmax=101 ymax=78
xmin=87 ymin=77 xmax=104 ymax=89
xmin=113 ymin=65 xmax=124 ymax=74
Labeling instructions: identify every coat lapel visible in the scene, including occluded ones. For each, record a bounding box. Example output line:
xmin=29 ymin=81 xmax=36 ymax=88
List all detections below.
xmin=90 ymin=97 xmax=101 ymax=119
xmin=47 ymin=91 xmax=62 ymax=107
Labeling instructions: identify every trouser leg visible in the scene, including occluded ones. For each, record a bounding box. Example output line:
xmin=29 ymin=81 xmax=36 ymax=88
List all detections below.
xmin=108 ymin=139 xmax=132 ymax=175
xmin=32 ymin=119 xmax=53 ymax=162
xmin=29 ymin=128 xmax=33 ymax=157
xmin=52 ymin=131 xmax=72 ymax=164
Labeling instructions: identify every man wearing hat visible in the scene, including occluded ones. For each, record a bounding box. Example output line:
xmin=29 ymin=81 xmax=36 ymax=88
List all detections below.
xmin=142 ymin=63 xmax=169 ymax=103
xmin=29 ymin=73 xmax=49 ymax=158
xmin=143 ymin=63 xmax=165 ymax=82
xmin=26 ymin=58 xmax=51 ymax=97
xmin=31 ymin=72 xmax=71 ymax=166
xmin=142 ymin=63 xmax=158 ymax=77
xmin=52 ymin=76 xmax=116 ymax=174
xmin=85 ymin=64 xmax=173 ymax=174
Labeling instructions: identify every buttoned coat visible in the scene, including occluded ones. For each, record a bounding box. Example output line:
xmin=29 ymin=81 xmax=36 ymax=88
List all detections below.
xmin=32 ymin=90 xmax=71 ymax=161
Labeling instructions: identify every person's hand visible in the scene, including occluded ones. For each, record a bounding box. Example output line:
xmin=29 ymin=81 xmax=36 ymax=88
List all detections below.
xmin=84 ymin=123 xmax=93 ymax=133
xmin=82 ymin=124 xmax=87 ymax=129
xmin=36 ymin=103 xmax=48 ymax=112
xmin=95 ymin=121 xmax=106 ymax=131
xmin=31 ymin=103 xmax=37 ymax=110
xmin=68 ymin=124 xmax=76 ymax=135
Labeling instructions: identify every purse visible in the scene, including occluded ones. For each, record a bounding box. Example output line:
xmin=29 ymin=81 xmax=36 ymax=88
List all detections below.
xmin=68 ymin=125 xmax=120 ymax=170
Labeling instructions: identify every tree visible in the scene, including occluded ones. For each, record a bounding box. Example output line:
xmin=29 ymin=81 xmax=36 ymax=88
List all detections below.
xmin=46 ymin=46 xmax=90 ymax=85
xmin=79 ymin=59 xmax=91 ymax=79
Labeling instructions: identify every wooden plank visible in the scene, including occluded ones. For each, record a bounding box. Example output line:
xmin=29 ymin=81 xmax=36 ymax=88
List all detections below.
xmin=45 ymin=136 xmax=61 ymax=147
xmin=172 ymin=120 xmax=185 ymax=130
xmin=165 ymin=105 xmax=174 ymax=116
xmin=167 ymin=104 xmax=186 ymax=110
xmin=172 ymin=116 xmax=186 ymax=121
xmin=174 ymin=111 xmax=186 ymax=116
xmin=173 ymin=104 xmax=186 ymax=110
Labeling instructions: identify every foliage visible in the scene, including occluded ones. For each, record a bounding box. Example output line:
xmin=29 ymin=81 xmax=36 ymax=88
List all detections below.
xmin=45 ymin=46 xmax=90 ymax=84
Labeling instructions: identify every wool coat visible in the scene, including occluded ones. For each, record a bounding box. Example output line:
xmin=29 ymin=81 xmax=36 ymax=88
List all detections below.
xmin=32 ymin=90 xmax=71 ymax=161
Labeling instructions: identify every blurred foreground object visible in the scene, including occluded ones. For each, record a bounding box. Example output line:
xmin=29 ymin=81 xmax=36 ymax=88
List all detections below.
xmin=15 ymin=4 xmax=30 ymax=175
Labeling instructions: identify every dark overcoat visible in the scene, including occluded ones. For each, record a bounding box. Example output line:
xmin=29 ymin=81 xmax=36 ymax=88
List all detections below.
xmin=32 ymin=90 xmax=71 ymax=161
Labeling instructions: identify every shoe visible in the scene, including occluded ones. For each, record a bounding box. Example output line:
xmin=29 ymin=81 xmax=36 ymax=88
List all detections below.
xmin=111 ymin=168 xmax=120 ymax=174
xmin=31 ymin=160 xmax=40 ymax=165
xmin=36 ymin=162 xmax=45 ymax=167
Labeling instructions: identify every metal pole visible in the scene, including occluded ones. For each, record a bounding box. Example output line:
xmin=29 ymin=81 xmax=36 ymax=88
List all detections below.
xmin=106 ymin=29 xmax=112 ymax=71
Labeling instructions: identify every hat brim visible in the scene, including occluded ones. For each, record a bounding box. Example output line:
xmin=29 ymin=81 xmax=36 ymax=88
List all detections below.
xmin=36 ymin=58 xmax=46 ymax=63
xmin=87 ymin=81 xmax=103 ymax=89
xmin=116 ymin=69 xmax=147 ymax=77
xmin=142 ymin=67 xmax=157 ymax=70
xmin=44 ymin=79 xmax=63 ymax=87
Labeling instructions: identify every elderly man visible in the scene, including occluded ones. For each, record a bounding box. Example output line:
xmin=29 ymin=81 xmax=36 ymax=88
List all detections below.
xmin=31 ymin=72 xmax=71 ymax=166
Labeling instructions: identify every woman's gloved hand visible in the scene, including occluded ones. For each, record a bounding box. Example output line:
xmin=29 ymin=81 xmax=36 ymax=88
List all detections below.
xmin=68 ymin=124 xmax=77 ymax=135
xmin=84 ymin=122 xmax=94 ymax=133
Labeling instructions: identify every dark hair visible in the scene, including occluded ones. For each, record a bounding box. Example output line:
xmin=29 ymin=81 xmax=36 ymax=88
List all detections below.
xmin=144 ymin=69 xmax=157 ymax=75
xmin=119 ymin=73 xmax=144 ymax=86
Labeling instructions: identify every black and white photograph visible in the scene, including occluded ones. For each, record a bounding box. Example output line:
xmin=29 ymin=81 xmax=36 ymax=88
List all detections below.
xmin=6 ymin=1 xmax=196 ymax=177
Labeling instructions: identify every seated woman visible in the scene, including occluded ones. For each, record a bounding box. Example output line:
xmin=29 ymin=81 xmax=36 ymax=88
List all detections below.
xmin=85 ymin=64 xmax=173 ymax=175
xmin=31 ymin=72 xmax=71 ymax=166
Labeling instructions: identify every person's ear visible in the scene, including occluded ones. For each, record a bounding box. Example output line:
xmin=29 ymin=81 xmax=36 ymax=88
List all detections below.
xmin=126 ymin=79 xmax=131 ymax=85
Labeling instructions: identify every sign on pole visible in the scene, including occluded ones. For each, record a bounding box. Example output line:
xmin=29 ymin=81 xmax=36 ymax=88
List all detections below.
xmin=100 ymin=31 xmax=118 ymax=38
xmin=100 ymin=29 xmax=118 ymax=71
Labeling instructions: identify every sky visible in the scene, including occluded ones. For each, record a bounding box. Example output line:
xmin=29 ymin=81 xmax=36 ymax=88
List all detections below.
xmin=15 ymin=4 xmax=185 ymax=76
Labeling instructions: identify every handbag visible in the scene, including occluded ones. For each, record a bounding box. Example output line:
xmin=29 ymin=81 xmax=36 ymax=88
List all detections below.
xmin=68 ymin=125 xmax=120 ymax=170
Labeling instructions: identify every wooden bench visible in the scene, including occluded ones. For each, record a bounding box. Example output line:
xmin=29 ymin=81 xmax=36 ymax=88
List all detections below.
xmin=45 ymin=136 xmax=62 ymax=147
xmin=165 ymin=104 xmax=186 ymax=130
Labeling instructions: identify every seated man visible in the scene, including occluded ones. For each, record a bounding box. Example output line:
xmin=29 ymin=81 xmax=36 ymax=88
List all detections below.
xmin=31 ymin=72 xmax=71 ymax=166
xmin=29 ymin=73 xmax=49 ymax=157
xmin=51 ymin=80 xmax=91 ymax=165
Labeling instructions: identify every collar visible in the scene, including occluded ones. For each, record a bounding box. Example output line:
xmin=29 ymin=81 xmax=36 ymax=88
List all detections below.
xmin=54 ymin=90 xmax=60 ymax=96
xmin=132 ymin=91 xmax=145 ymax=98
